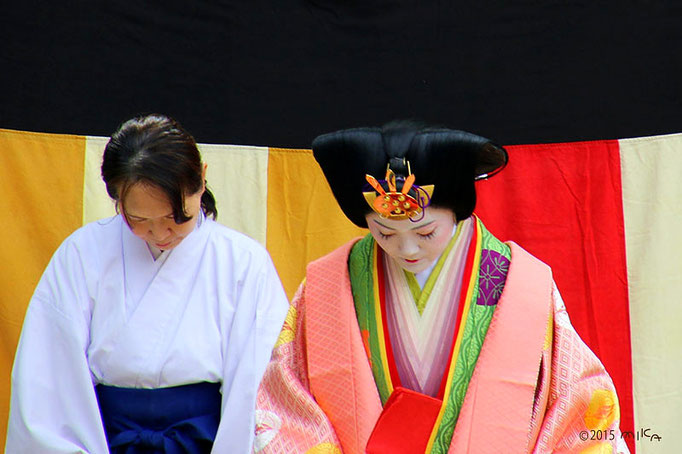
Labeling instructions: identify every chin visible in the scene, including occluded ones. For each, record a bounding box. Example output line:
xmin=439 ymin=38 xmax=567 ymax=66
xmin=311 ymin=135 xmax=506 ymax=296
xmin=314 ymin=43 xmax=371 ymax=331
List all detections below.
xmin=401 ymin=264 xmax=427 ymax=274
xmin=165 ymin=239 xmax=184 ymax=250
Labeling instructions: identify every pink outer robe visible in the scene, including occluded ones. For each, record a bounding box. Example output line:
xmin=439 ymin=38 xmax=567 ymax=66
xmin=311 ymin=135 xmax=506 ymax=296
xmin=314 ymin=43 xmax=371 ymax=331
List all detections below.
xmin=254 ymin=240 xmax=629 ymax=454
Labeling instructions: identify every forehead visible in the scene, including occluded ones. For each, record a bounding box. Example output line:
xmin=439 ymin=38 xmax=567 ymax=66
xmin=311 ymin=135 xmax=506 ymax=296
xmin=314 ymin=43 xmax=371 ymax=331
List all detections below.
xmin=122 ymin=183 xmax=172 ymax=218
xmin=366 ymin=206 xmax=454 ymax=231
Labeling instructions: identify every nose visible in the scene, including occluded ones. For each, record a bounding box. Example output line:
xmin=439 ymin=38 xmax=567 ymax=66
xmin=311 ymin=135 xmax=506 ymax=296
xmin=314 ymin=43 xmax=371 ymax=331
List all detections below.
xmin=148 ymin=220 xmax=171 ymax=241
xmin=398 ymin=237 xmax=419 ymax=257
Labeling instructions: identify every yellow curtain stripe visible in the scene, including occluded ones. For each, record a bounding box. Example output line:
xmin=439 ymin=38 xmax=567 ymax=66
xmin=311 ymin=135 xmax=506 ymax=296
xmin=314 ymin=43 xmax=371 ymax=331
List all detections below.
xmin=266 ymin=148 xmax=366 ymax=298
xmin=0 ymin=129 xmax=85 ymax=449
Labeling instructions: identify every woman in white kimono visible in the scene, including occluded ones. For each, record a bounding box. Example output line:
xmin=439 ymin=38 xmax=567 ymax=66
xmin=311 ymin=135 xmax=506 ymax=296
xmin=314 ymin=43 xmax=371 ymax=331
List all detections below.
xmin=6 ymin=114 xmax=289 ymax=453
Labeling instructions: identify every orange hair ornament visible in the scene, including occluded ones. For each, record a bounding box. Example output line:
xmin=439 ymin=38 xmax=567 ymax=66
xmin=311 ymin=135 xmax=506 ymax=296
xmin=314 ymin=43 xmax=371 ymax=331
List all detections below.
xmin=363 ymin=162 xmax=434 ymax=221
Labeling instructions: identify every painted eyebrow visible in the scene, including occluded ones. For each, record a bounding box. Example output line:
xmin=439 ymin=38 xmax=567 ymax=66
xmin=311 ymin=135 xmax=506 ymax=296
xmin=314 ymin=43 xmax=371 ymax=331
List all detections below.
xmin=373 ymin=219 xmax=436 ymax=231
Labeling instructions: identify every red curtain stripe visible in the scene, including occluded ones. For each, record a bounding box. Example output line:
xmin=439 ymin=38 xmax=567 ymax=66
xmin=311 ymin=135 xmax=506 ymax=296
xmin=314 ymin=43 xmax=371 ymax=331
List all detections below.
xmin=475 ymin=140 xmax=634 ymax=452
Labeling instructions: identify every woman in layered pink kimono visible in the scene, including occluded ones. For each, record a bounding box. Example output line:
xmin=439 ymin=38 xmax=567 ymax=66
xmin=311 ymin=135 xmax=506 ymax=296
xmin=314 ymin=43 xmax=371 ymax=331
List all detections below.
xmin=6 ymin=114 xmax=289 ymax=453
xmin=254 ymin=121 xmax=629 ymax=453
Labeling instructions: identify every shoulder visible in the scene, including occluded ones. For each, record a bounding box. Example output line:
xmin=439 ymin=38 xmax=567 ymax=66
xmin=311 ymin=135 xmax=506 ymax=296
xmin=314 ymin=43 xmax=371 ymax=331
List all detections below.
xmin=310 ymin=237 xmax=363 ymax=269
xmin=506 ymin=241 xmax=546 ymax=264
xmin=203 ymin=219 xmax=273 ymax=267
xmin=30 ymin=217 xmax=122 ymax=319
xmin=506 ymin=242 xmax=553 ymax=279
xmin=205 ymin=219 xmax=267 ymax=253
xmin=38 ymin=216 xmax=121 ymax=291
xmin=50 ymin=216 xmax=121 ymax=265
xmin=303 ymin=238 xmax=363 ymax=295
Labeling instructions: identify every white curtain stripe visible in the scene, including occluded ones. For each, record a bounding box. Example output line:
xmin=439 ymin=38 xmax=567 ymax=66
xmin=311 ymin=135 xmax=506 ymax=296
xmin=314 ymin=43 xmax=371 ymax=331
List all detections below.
xmin=620 ymin=132 xmax=682 ymax=454
xmin=199 ymin=143 xmax=268 ymax=245
xmin=83 ymin=136 xmax=116 ymax=224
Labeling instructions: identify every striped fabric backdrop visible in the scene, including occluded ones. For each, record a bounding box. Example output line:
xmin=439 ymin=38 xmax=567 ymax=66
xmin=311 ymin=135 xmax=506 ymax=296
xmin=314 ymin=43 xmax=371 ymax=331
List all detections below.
xmin=2 ymin=128 xmax=680 ymax=453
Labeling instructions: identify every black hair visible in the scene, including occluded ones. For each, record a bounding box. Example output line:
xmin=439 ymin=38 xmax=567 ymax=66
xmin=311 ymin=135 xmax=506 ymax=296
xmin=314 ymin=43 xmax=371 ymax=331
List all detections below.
xmin=101 ymin=113 xmax=217 ymax=223
xmin=371 ymin=120 xmax=477 ymax=221
xmin=312 ymin=119 xmax=507 ymax=228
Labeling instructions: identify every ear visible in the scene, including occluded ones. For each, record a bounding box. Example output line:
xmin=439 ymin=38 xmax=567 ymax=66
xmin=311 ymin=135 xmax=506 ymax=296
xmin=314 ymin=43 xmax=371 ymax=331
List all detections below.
xmin=201 ymin=163 xmax=208 ymax=191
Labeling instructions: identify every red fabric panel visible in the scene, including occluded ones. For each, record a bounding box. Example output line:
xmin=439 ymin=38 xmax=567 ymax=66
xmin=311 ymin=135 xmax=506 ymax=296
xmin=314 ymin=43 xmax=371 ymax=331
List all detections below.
xmin=366 ymin=387 xmax=441 ymax=454
xmin=475 ymin=139 xmax=634 ymax=452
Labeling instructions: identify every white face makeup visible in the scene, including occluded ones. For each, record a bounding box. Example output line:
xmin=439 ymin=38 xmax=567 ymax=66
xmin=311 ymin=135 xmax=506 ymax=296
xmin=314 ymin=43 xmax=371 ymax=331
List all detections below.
xmin=121 ymin=182 xmax=204 ymax=252
xmin=365 ymin=206 xmax=457 ymax=273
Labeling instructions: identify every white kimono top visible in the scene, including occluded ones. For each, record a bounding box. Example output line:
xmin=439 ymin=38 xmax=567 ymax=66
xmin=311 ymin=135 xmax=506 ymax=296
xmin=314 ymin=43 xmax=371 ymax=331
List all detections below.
xmin=6 ymin=214 xmax=289 ymax=453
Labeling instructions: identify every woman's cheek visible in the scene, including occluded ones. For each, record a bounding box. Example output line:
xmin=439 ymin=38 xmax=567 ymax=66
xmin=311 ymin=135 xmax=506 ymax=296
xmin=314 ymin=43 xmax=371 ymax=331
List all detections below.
xmin=129 ymin=222 xmax=146 ymax=238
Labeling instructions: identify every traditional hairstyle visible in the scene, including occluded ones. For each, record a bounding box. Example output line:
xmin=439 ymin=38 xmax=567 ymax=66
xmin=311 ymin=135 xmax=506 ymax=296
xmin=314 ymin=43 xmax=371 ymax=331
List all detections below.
xmin=312 ymin=120 xmax=507 ymax=228
xmin=101 ymin=113 xmax=217 ymax=223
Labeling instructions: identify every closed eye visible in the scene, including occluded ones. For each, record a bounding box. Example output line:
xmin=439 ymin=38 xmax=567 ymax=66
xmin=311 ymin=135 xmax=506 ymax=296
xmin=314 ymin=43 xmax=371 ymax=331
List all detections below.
xmin=378 ymin=231 xmax=394 ymax=239
xmin=418 ymin=230 xmax=436 ymax=239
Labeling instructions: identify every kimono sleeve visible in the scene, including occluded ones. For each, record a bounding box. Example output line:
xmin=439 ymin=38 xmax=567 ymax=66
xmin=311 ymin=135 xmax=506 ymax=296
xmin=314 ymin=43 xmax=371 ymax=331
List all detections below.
xmin=252 ymin=282 xmax=342 ymax=453
xmin=5 ymin=238 xmax=109 ymax=453
xmin=212 ymin=249 xmax=290 ymax=453
xmin=532 ymin=282 xmax=630 ymax=454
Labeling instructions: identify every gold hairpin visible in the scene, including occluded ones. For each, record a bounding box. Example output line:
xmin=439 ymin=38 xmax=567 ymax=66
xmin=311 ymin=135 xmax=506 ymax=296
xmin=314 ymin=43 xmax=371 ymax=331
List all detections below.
xmin=363 ymin=163 xmax=434 ymax=220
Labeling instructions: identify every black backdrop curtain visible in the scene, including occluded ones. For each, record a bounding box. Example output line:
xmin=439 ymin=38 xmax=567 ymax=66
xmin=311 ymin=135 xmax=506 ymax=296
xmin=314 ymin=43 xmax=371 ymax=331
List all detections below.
xmin=1 ymin=0 xmax=681 ymax=147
